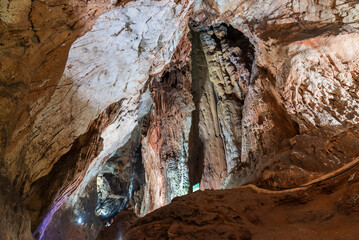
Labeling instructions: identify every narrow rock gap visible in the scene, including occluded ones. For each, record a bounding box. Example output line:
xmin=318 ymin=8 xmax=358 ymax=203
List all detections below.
xmin=188 ymin=29 xmax=206 ymax=190
xmin=95 ymin=122 xmax=145 ymax=225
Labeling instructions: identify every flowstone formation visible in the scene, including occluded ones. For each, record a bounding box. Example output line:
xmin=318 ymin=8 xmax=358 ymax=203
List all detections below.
xmin=1 ymin=0 xmax=192 ymax=238
xmin=189 ymin=22 xmax=255 ymax=190
xmin=1 ymin=0 xmax=359 ymax=239
xmin=96 ymin=0 xmax=359 ymax=238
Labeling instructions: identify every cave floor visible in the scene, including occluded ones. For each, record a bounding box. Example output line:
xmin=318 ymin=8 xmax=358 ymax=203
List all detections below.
xmin=97 ymin=158 xmax=359 ymax=240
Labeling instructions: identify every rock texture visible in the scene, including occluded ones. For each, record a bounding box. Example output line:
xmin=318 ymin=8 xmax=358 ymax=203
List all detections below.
xmin=0 ymin=175 xmax=32 ymax=240
xmin=189 ymin=23 xmax=255 ymax=190
xmin=2 ymin=0 xmax=359 ymax=239
xmin=1 ymin=0 xmax=192 ymax=239
xmin=1 ymin=0 xmax=114 ymax=238
xmin=189 ymin=0 xmax=359 ymax=190
xmin=23 ymin=102 xmax=120 ymax=234
xmin=98 ymin=1 xmax=359 ymax=238
xmin=96 ymin=123 xmax=145 ymax=221
xmin=110 ymin=158 xmax=359 ymax=240
xmin=96 ymin=209 xmax=138 ymax=240
xmin=1 ymin=0 xmax=114 ymax=185
xmin=236 ymin=32 xmax=359 ymax=189
xmin=29 ymin=0 xmax=193 ymax=238
xmin=19 ymin=0 xmax=192 ymax=193
xmin=141 ymin=34 xmax=194 ymax=213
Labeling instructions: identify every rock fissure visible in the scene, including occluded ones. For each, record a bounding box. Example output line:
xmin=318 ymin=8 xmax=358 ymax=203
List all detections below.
xmin=28 ymin=0 xmax=41 ymax=43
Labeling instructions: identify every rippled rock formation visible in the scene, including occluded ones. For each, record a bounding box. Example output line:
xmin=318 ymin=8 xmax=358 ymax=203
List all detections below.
xmin=189 ymin=22 xmax=255 ymax=190
xmin=141 ymin=33 xmax=194 ymax=214
xmin=111 ymin=158 xmax=359 ymax=240
xmin=1 ymin=0 xmax=359 ymax=239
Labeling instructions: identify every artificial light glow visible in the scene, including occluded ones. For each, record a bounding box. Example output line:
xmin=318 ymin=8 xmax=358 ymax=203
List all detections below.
xmin=193 ymin=183 xmax=200 ymax=192
xmin=77 ymin=217 xmax=83 ymax=225
xmin=100 ymin=209 xmax=106 ymax=216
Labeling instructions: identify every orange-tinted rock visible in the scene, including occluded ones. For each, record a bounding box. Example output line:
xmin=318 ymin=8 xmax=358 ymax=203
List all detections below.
xmin=1 ymin=0 xmax=193 ymax=238
xmin=2 ymin=0 xmax=359 ymax=239
xmin=141 ymin=33 xmax=194 ymax=213
xmin=119 ymin=159 xmax=359 ymax=240
xmin=96 ymin=210 xmax=138 ymax=240
xmin=0 ymin=1 xmax=114 ymax=238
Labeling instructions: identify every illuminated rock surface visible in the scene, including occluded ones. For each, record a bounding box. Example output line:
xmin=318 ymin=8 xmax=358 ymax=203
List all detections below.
xmin=140 ymin=33 xmax=194 ymax=214
xmin=1 ymin=0 xmax=359 ymax=239
xmin=100 ymin=158 xmax=359 ymax=240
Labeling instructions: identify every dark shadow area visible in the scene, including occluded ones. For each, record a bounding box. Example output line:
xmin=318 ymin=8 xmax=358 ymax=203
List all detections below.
xmin=188 ymin=29 xmax=206 ymax=190
xmin=23 ymin=102 xmax=121 ymax=238
xmin=226 ymin=24 xmax=255 ymax=72
xmin=95 ymin=126 xmax=145 ymax=223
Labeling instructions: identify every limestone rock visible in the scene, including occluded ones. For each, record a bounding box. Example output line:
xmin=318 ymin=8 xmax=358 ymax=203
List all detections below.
xmin=95 ymin=124 xmax=145 ymax=221
xmin=2 ymin=0 xmax=359 ymax=239
xmin=120 ymin=159 xmax=359 ymax=240
xmin=1 ymin=0 xmax=115 ymax=238
xmin=190 ymin=23 xmax=254 ymax=190
xmin=190 ymin=1 xmax=359 ymax=190
xmin=2 ymin=0 xmax=192 ymax=238
xmin=141 ymin=33 xmax=194 ymax=213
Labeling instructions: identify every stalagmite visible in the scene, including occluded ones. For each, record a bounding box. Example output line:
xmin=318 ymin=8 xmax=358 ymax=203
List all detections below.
xmin=1 ymin=0 xmax=359 ymax=239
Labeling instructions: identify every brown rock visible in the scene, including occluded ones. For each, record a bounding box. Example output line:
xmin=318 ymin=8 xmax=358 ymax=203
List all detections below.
xmin=141 ymin=32 xmax=195 ymax=213
xmin=119 ymin=159 xmax=359 ymax=240
xmin=2 ymin=0 xmax=359 ymax=239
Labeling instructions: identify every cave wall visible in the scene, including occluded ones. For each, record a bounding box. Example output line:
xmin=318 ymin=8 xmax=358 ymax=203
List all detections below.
xmin=1 ymin=0 xmax=114 ymax=238
xmin=189 ymin=27 xmax=227 ymax=190
xmin=137 ymin=0 xmax=359 ymax=212
xmin=1 ymin=0 xmax=359 ymax=239
xmin=141 ymin=33 xmax=194 ymax=213
xmin=37 ymin=121 xmax=146 ymax=240
xmin=29 ymin=0 xmax=193 ymax=238
xmin=191 ymin=23 xmax=255 ymax=190
xmin=1 ymin=0 xmax=192 ymax=239
xmin=189 ymin=0 xmax=359 ymax=190
xmin=118 ymin=157 xmax=359 ymax=240
xmin=1 ymin=0 xmax=114 ymax=187
xmin=95 ymin=122 xmax=146 ymax=221
xmin=16 ymin=0 xmax=192 ymax=194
